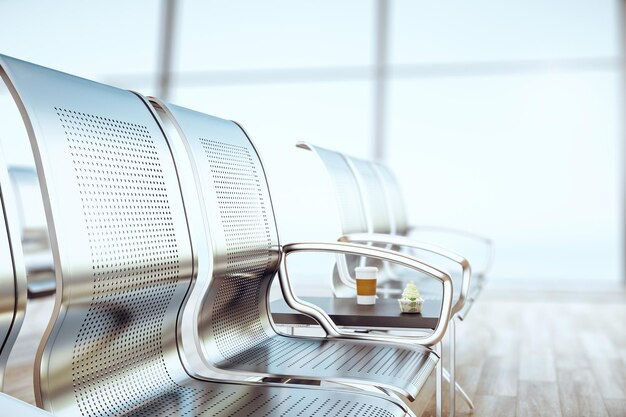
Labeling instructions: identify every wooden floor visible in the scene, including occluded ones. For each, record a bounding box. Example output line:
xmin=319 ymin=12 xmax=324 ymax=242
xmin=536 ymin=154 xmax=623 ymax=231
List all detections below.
xmin=408 ymin=289 xmax=626 ymax=417
xmin=3 ymin=288 xmax=626 ymax=417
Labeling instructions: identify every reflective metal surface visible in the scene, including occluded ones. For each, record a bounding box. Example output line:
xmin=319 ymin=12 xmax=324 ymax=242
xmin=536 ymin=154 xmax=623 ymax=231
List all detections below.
xmin=299 ymin=142 xmax=478 ymax=417
xmin=296 ymin=143 xmax=368 ymax=235
xmin=339 ymin=233 xmax=471 ymax=316
xmin=344 ymin=156 xmax=393 ymax=235
xmin=0 ymin=149 xmax=27 ymax=390
xmin=0 ymin=54 xmax=409 ymax=417
xmin=8 ymin=167 xmax=55 ymax=296
xmin=297 ymin=144 xmax=476 ymax=314
xmin=371 ymin=162 xmax=409 ymax=235
xmin=344 ymin=155 xmax=473 ymax=306
xmin=279 ymin=242 xmax=453 ymax=347
xmin=364 ymin=166 xmax=487 ymax=417
xmin=151 ymin=99 xmax=438 ymax=402
xmin=295 ymin=142 xmax=372 ymax=295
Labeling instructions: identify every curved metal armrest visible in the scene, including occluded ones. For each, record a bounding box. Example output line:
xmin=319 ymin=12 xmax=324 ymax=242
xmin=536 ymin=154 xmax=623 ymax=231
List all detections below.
xmin=278 ymin=241 xmax=453 ymax=347
xmin=407 ymin=225 xmax=493 ymax=277
xmin=339 ymin=233 xmax=471 ymax=316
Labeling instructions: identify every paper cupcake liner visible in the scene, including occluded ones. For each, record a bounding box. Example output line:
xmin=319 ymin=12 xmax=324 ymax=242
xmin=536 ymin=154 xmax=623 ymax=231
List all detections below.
xmin=398 ymin=298 xmax=424 ymax=313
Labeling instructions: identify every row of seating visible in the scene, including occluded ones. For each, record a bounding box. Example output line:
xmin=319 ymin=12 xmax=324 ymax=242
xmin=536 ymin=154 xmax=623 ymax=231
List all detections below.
xmin=0 ymin=54 xmax=491 ymax=417
xmin=292 ymin=143 xmax=493 ymax=415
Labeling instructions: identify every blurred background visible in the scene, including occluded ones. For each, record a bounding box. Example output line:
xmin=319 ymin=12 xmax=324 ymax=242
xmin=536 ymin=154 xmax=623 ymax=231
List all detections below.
xmin=0 ymin=0 xmax=623 ymax=289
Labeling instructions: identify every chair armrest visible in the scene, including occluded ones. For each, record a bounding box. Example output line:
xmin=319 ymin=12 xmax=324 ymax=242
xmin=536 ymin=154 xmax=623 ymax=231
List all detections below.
xmin=339 ymin=233 xmax=471 ymax=316
xmin=407 ymin=225 xmax=493 ymax=277
xmin=278 ymin=241 xmax=453 ymax=346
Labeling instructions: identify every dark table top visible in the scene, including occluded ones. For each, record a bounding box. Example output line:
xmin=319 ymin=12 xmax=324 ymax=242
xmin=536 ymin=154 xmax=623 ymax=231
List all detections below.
xmin=270 ymin=296 xmax=442 ymax=330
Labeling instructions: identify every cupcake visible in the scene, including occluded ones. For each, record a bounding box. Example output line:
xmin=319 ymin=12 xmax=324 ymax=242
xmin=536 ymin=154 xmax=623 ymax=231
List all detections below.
xmin=398 ymin=281 xmax=424 ymax=313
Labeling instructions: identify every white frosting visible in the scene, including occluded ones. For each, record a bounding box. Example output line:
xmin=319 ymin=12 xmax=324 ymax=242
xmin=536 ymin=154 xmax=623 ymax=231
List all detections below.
xmin=402 ymin=281 xmax=421 ymax=300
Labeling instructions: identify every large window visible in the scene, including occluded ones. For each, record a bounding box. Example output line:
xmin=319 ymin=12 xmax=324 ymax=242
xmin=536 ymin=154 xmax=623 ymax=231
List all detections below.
xmin=0 ymin=0 xmax=622 ymax=283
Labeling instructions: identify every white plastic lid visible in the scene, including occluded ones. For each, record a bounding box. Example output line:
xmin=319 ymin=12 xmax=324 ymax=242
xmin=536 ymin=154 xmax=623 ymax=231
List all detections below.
xmin=354 ymin=266 xmax=378 ymax=279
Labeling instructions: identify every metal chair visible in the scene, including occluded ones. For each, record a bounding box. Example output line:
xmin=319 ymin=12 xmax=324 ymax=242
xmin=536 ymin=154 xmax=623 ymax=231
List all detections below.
xmin=297 ymin=142 xmax=486 ymax=416
xmin=0 ymin=148 xmax=28 ymax=391
xmin=0 ymin=54 xmax=414 ymax=417
xmin=149 ymin=100 xmax=454 ymax=406
xmin=297 ymin=143 xmax=471 ymax=311
xmin=290 ymin=143 xmax=395 ymax=298
xmin=341 ymin=155 xmax=473 ymax=315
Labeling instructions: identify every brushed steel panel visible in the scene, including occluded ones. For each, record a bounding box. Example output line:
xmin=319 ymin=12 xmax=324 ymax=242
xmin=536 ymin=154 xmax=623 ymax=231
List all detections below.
xmin=8 ymin=167 xmax=55 ymax=296
xmin=152 ymin=100 xmax=437 ymax=401
xmin=0 ymin=55 xmax=408 ymax=417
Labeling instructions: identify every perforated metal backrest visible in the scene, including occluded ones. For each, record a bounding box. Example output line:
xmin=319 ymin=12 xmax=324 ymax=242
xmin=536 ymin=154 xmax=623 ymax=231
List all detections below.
xmin=0 ymin=150 xmax=27 ymax=390
xmin=344 ymin=156 xmax=393 ymax=235
xmin=372 ymin=163 xmax=409 ymax=236
xmin=0 ymin=55 xmax=197 ymax=415
xmin=151 ymin=101 xmax=280 ymax=367
xmin=296 ymin=143 xmax=374 ymax=286
xmin=297 ymin=143 xmax=368 ymax=235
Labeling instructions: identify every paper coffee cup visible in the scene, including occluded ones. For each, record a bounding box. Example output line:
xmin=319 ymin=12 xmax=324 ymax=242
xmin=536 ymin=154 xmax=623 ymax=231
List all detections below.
xmin=355 ymin=266 xmax=378 ymax=305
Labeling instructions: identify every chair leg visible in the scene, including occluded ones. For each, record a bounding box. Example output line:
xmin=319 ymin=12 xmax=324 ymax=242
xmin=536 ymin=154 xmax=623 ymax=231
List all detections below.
xmin=444 ymin=317 xmax=475 ymax=413
xmin=449 ymin=317 xmax=456 ymax=417
xmin=442 ymin=368 xmax=475 ymax=411
xmin=436 ymin=342 xmax=442 ymax=417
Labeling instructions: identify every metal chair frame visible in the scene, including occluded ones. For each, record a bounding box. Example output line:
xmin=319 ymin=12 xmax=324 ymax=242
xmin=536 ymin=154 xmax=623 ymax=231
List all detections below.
xmin=365 ymin=165 xmax=493 ymax=412
xmin=297 ymin=142 xmax=493 ymax=416
xmin=149 ymin=100 xmax=454 ymax=406
xmin=0 ymin=54 xmax=414 ymax=417
xmin=297 ymin=142 xmax=471 ymax=311
xmin=8 ymin=167 xmax=55 ymax=298
xmin=0 ymin=148 xmax=28 ymax=391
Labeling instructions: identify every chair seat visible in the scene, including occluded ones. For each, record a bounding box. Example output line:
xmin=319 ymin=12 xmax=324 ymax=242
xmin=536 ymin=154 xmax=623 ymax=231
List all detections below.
xmin=176 ymin=380 xmax=407 ymax=417
xmin=0 ymin=54 xmax=414 ymax=417
xmin=65 ymin=376 xmax=407 ymax=416
xmin=216 ymin=334 xmax=438 ymax=401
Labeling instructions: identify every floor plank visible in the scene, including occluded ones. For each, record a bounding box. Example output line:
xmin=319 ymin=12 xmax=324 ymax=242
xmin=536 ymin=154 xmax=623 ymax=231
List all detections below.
xmin=519 ymin=347 xmax=556 ymax=382
xmin=476 ymin=356 xmax=519 ymax=397
xmin=410 ymin=287 xmax=625 ymax=416
xmin=516 ymin=381 xmax=563 ymax=417
xmin=472 ymin=395 xmax=517 ymax=417
xmin=604 ymin=398 xmax=626 ymax=417
xmin=591 ymin=359 xmax=626 ymax=400
xmin=557 ymin=368 xmax=609 ymax=417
